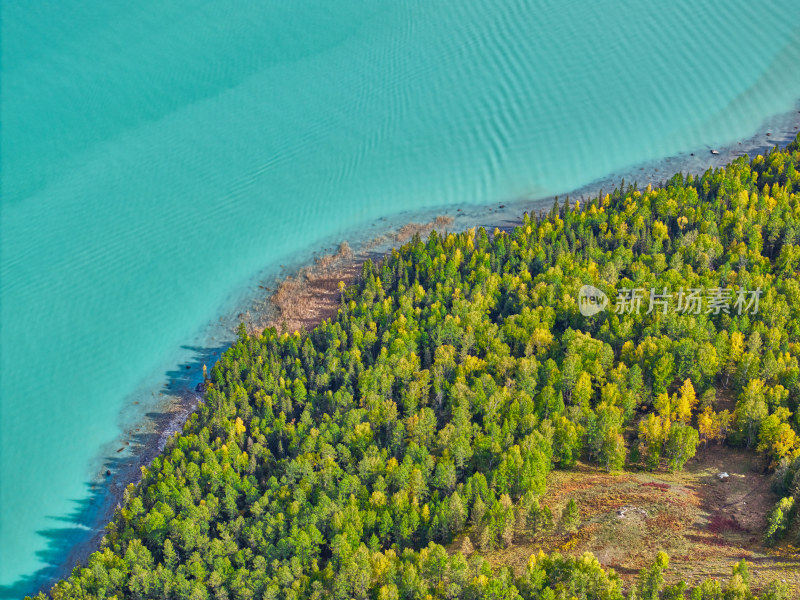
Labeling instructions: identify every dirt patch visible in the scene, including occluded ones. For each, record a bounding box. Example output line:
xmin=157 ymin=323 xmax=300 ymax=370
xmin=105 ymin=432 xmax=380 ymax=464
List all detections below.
xmin=482 ymin=446 xmax=800 ymax=593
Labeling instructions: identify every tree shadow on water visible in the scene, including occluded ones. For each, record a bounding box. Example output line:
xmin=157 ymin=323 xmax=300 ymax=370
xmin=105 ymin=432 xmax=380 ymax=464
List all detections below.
xmin=0 ymin=477 xmax=118 ymax=598
xmin=0 ymin=344 xmax=227 ymax=598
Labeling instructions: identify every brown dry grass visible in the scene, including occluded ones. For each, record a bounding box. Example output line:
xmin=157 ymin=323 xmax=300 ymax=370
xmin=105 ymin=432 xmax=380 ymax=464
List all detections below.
xmin=236 ymin=215 xmax=454 ymax=335
xmin=482 ymin=446 xmax=800 ymax=593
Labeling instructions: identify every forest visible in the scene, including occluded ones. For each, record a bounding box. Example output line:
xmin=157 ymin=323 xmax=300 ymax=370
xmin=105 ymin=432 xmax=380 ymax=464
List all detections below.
xmin=35 ymin=136 xmax=800 ymax=599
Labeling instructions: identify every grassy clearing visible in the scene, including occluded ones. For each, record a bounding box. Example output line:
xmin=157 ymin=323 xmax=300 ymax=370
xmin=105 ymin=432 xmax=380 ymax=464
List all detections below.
xmin=482 ymin=446 xmax=800 ymax=593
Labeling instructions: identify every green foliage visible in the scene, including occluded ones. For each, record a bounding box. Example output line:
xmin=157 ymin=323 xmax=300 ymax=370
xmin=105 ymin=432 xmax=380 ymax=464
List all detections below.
xmin=764 ymin=496 xmax=795 ymax=545
xmin=636 ymin=551 xmax=669 ymax=600
xmin=665 ymin=423 xmax=700 ymax=471
xmin=560 ymin=498 xmax=580 ymax=535
xmin=34 ymin=137 xmax=800 ymax=599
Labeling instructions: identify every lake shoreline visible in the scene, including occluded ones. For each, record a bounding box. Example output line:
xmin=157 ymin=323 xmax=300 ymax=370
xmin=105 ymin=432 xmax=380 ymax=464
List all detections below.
xmin=35 ymin=112 xmax=800 ymax=597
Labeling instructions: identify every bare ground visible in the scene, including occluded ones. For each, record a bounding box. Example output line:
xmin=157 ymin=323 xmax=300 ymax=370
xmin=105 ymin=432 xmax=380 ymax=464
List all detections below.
xmin=482 ymin=446 xmax=800 ymax=593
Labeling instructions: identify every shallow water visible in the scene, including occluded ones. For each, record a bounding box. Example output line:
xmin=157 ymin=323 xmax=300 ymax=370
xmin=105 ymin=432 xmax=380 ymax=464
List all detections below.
xmin=1 ymin=0 xmax=799 ymax=595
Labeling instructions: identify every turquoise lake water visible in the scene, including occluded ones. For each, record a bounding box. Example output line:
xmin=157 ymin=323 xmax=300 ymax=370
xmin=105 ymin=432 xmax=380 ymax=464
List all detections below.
xmin=1 ymin=0 xmax=799 ymax=595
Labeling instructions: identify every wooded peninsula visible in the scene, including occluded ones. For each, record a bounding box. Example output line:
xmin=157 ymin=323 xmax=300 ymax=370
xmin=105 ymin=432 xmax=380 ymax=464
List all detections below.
xmin=35 ymin=136 xmax=800 ymax=599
